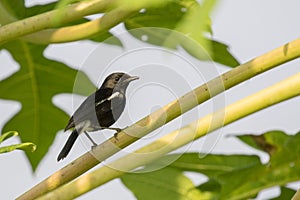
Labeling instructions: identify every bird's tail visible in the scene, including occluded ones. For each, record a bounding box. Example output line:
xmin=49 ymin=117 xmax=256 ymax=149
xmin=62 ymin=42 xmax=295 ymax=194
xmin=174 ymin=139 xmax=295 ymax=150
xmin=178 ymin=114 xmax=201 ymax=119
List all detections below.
xmin=57 ymin=129 xmax=79 ymax=161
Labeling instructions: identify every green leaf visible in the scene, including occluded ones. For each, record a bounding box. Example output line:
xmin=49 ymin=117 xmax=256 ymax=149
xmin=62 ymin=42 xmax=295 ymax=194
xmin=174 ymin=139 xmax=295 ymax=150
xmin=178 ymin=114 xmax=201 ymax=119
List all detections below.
xmin=0 ymin=0 xmax=57 ymax=20
xmin=125 ymin=0 xmax=190 ymax=30
xmin=121 ymin=167 xmax=211 ymax=200
xmin=0 ymin=40 xmax=95 ymax=170
xmin=0 ymin=0 xmax=26 ymax=20
xmin=196 ymin=179 xmax=221 ymax=200
xmin=237 ymin=131 xmax=288 ymax=156
xmin=150 ymin=153 xmax=260 ymax=178
xmin=90 ymin=31 xmax=123 ymax=47
xmin=125 ymin=0 xmax=239 ymax=67
xmin=218 ymin=131 xmax=300 ymax=200
xmin=23 ymin=2 xmax=57 ymax=18
xmin=197 ymin=179 xmax=221 ymax=193
xmin=0 ymin=131 xmax=18 ymax=144
xmin=142 ymin=131 xmax=300 ymax=200
xmin=174 ymin=0 xmax=215 ymax=55
xmin=271 ymin=187 xmax=296 ymax=200
xmin=0 ymin=142 xmax=36 ymax=154
xmin=209 ymin=40 xmax=239 ymax=67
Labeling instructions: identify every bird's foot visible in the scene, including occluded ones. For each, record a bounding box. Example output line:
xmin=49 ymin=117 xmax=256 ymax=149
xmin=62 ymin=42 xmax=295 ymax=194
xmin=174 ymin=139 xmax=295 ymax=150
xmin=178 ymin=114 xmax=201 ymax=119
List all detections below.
xmin=84 ymin=131 xmax=98 ymax=149
xmin=113 ymin=126 xmax=127 ymax=141
xmin=91 ymin=144 xmax=97 ymax=150
xmin=108 ymin=127 xmax=123 ymax=132
xmin=114 ymin=132 xmax=119 ymax=141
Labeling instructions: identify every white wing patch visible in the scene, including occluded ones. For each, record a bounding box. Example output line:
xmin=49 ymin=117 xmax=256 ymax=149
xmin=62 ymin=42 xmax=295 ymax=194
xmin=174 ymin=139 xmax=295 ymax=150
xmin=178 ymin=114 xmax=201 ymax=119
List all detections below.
xmin=96 ymin=92 xmax=120 ymax=106
xmin=108 ymin=91 xmax=120 ymax=101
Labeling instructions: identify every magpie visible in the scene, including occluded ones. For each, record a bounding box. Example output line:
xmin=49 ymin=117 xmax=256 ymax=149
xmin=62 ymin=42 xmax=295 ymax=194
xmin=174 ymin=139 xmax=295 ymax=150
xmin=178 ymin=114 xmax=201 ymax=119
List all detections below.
xmin=57 ymin=72 xmax=139 ymax=161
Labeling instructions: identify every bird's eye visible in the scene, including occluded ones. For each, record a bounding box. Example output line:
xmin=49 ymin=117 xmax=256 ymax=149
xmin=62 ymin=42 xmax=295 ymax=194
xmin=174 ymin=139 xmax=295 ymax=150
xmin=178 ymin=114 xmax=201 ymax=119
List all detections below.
xmin=115 ymin=77 xmax=120 ymax=81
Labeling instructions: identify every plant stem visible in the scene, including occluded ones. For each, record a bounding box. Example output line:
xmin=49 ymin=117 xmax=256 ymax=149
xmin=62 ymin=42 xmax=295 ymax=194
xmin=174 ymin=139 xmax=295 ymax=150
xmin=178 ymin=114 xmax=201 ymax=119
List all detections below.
xmin=0 ymin=0 xmax=113 ymax=45
xmin=0 ymin=0 xmax=166 ymax=45
xmin=22 ymin=7 xmax=135 ymax=44
xmin=292 ymin=189 xmax=300 ymax=200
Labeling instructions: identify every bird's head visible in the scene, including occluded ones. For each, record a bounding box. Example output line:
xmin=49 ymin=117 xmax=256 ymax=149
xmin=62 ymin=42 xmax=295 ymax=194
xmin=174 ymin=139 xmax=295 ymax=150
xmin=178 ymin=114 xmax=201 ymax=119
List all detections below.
xmin=101 ymin=72 xmax=139 ymax=92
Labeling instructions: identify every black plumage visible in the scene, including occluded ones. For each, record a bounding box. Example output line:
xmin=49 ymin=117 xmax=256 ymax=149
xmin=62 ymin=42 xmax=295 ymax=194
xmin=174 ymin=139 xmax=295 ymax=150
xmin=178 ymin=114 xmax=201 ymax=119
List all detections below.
xmin=57 ymin=72 xmax=139 ymax=161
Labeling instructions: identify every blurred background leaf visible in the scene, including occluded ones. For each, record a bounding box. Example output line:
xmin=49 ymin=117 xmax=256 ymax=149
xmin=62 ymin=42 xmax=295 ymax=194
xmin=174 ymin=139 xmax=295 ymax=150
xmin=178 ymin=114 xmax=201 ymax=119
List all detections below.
xmin=0 ymin=40 xmax=95 ymax=170
xmin=121 ymin=131 xmax=299 ymax=200
xmin=145 ymin=153 xmax=261 ymax=178
xmin=217 ymin=131 xmax=300 ymax=199
xmin=121 ymin=167 xmax=212 ymax=200
xmin=270 ymin=187 xmax=296 ymax=200
xmin=125 ymin=0 xmax=239 ymax=67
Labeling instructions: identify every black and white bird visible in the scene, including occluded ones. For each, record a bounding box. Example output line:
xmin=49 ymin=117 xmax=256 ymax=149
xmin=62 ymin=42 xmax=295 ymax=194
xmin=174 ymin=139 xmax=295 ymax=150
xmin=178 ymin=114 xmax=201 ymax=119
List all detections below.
xmin=57 ymin=72 xmax=139 ymax=161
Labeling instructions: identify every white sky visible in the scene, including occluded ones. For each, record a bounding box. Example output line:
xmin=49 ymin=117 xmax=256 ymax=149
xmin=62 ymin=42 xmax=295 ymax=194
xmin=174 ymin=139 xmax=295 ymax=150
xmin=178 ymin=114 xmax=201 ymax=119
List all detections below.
xmin=1 ymin=0 xmax=300 ymax=199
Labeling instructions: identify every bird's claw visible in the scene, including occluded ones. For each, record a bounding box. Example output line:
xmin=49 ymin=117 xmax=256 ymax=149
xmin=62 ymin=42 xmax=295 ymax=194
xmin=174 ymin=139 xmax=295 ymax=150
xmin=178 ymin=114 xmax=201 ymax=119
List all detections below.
xmin=116 ymin=128 xmax=122 ymax=132
xmin=113 ymin=126 xmax=128 ymax=141
xmin=91 ymin=144 xmax=97 ymax=150
xmin=114 ymin=132 xmax=119 ymax=141
xmin=110 ymin=127 xmax=122 ymax=132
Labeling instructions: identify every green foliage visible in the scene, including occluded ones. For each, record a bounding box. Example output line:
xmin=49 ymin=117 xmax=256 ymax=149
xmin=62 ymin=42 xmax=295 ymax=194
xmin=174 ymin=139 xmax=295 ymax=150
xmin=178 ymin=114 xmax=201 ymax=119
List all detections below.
xmin=0 ymin=131 xmax=36 ymax=153
xmin=159 ymin=153 xmax=261 ymax=178
xmin=121 ymin=131 xmax=299 ymax=200
xmin=271 ymin=187 xmax=296 ymax=200
xmin=121 ymin=167 xmax=211 ymax=200
xmin=0 ymin=0 xmax=56 ymax=20
xmin=125 ymin=0 xmax=239 ymax=67
xmin=0 ymin=40 xmax=95 ymax=170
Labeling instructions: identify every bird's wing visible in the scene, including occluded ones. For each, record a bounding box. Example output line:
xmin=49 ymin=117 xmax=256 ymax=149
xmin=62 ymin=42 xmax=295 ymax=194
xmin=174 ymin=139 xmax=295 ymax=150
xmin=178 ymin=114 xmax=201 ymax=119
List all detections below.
xmin=96 ymin=91 xmax=122 ymax=112
xmin=64 ymin=93 xmax=96 ymax=131
xmin=95 ymin=91 xmax=126 ymax=127
xmin=65 ymin=88 xmax=124 ymax=131
xmin=64 ymin=116 xmax=75 ymax=131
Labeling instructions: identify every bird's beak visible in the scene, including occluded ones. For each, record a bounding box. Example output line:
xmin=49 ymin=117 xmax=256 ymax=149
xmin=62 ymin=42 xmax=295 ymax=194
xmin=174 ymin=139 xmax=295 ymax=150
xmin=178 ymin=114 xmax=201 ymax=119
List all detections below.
xmin=126 ymin=76 xmax=139 ymax=82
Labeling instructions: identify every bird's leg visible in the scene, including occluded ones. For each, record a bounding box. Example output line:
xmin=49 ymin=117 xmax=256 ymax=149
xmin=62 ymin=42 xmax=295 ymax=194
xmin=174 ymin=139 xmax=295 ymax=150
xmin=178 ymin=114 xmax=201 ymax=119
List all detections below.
xmin=113 ymin=126 xmax=128 ymax=141
xmin=101 ymin=127 xmax=122 ymax=132
xmin=84 ymin=131 xmax=97 ymax=149
xmin=99 ymin=126 xmax=123 ymax=141
xmin=114 ymin=132 xmax=119 ymax=141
